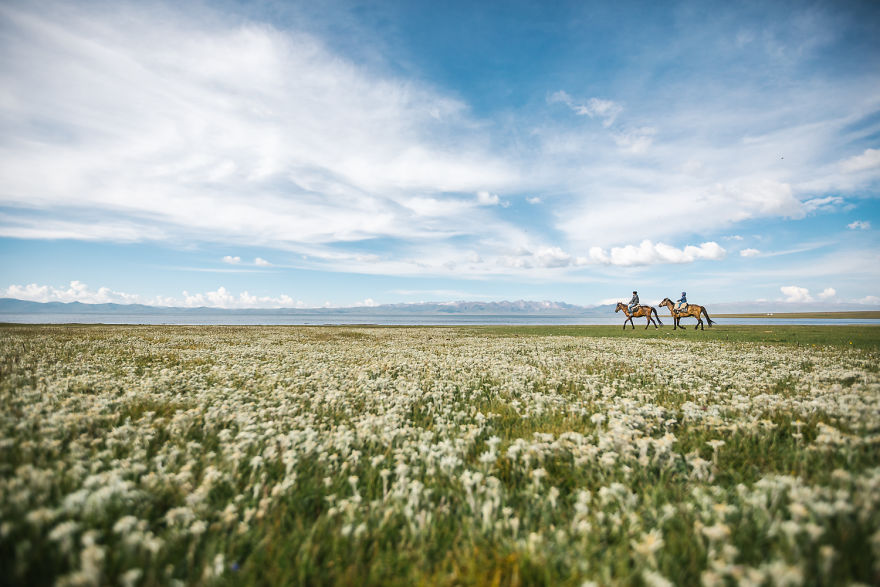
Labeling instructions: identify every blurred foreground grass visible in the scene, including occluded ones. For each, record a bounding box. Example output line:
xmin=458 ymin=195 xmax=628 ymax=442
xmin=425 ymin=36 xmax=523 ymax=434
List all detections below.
xmin=0 ymin=325 xmax=878 ymax=585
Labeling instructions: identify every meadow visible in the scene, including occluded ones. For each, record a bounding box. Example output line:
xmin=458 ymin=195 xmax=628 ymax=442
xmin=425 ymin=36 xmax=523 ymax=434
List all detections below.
xmin=1 ymin=324 xmax=878 ymax=585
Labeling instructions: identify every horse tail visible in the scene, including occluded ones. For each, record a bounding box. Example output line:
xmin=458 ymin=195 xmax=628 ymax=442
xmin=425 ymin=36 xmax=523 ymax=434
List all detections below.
xmin=702 ymin=307 xmax=714 ymax=326
xmin=653 ymin=307 xmax=663 ymax=325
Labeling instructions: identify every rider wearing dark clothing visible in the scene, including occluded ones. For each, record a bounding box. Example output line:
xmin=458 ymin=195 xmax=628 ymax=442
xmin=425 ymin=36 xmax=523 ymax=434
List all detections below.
xmin=628 ymin=291 xmax=640 ymax=314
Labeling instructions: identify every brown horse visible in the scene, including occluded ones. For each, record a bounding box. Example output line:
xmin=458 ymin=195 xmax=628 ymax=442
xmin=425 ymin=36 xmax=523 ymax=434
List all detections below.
xmin=615 ymin=302 xmax=663 ymax=330
xmin=658 ymin=297 xmax=715 ymax=330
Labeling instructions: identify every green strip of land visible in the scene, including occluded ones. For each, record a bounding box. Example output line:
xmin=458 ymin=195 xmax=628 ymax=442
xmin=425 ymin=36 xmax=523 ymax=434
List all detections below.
xmin=711 ymin=311 xmax=880 ymax=319
xmin=466 ymin=324 xmax=880 ymax=349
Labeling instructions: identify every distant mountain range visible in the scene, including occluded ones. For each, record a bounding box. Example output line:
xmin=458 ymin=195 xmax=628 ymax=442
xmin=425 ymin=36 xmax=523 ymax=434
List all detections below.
xmin=1 ymin=298 xmax=877 ymax=317
xmin=0 ymin=298 xmax=608 ymax=315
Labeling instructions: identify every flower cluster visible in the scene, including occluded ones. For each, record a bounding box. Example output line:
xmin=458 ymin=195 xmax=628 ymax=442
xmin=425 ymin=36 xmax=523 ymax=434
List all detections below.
xmin=0 ymin=326 xmax=877 ymax=584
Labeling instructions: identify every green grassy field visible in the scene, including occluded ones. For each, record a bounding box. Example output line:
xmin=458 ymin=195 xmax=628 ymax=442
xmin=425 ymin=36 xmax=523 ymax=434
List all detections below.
xmin=1 ymin=324 xmax=878 ymax=585
xmin=469 ymin=324 xmax=880 ymax=350
xmin=712 ymin=311 xmax=880 ymax=320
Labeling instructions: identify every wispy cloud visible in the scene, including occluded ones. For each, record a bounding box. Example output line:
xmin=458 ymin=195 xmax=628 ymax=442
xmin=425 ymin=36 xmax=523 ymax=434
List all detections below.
xmin=556 ymin=180 xmax=804 ymax=249
xmin=222 ymin=256 xmax=241 ymax=264
xmin=0 ymin=1 xmax=520 ymax=256
xmin=840 ymin=148 xmax=880 ymax=173
xmin=548 ymin=91 xmax=622 ymax=127
xmin=0 ymin=0 xmax=877 ymax=293
xmin=740 ymin=248 xmax=761 ymax=257
xmin=802 ymin=196 xmax=845 ymax=214
xmin=388 ymin=289 xmax=495 ymax=299
xmin=612 ymin=127 xmax=656 ymax=154
xmin=847 ymin=220 xmax=870 ymax=230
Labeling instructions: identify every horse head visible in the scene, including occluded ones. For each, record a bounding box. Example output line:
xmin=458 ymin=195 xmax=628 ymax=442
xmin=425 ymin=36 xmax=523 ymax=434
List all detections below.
xmin=659 ymin=297 xmax=672 ymax=307
xmin=615 ymin=302 xmax=624 ymax=313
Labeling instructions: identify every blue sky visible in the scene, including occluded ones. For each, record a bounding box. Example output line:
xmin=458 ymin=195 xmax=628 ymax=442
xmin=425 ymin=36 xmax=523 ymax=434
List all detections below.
xmin=1 ymin=0 xmax=878 ymax=308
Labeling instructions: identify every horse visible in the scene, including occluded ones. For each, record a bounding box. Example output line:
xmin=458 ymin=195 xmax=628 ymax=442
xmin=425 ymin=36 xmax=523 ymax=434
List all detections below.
xmin=615 ymin=302 xmax=663 ymax=330
xmin=658 ymin=297 xmax=715 ymax=330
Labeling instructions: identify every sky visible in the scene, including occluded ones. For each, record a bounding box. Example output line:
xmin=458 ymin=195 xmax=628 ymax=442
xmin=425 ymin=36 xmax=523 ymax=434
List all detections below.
xmin=1 ymin=0 xmax=879 ymax=309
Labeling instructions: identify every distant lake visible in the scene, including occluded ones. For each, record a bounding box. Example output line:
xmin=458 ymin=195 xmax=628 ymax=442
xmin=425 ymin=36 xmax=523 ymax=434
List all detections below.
xmin=2 ymin=313 xmax=880 ymax=326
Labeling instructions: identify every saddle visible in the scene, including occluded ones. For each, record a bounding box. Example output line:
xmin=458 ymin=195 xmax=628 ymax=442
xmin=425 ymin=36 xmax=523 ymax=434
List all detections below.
xmin=675 ymin=303 xmax=688 ymax=313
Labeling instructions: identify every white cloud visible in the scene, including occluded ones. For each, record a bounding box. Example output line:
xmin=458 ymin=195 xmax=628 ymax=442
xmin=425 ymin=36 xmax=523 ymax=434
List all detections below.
xmin=725 ymin=235 xmax=744 ymax=241
xmin=847 ymin=220 xmax=870 ymax=230
xmin=0 ymin=1 xmax=519 ymax=253
xmin=3 ymin=281 xmax=144 ymax=305
xmin=859 ymin=295 xmax=880 ymax=305
xmin=534 ymin=247 xmax=573 ymax=268
xmin=587 ymin=240 xmax=726 ymax=267
xmin=222 ymin=255 xmax=241 ymax=264
xmin=3 ymin=280 xmax=310 ymax=308
xmin=596 ymin=297 xmax=624 ymax=306
xmin=612 ymin=127 xmax=656 ymax=154
xmin=740 ymin=248 xmax=761 ymax=257
xmin=181 ymin=287 xmax=301 ymax=309
xmin=0 ymin=1 xmax=878 ymax=286
xmin=840 ymin=148 xmax=880 ymax=173
xmin=802 ymin=196 xmax=843 ymax=213
xmin=494 ymin=245 xmax=580 ymax=270
xmin=526 ymin=196 xmax=542 ymax=204
xmin=817 ymin=287 xmax=836 ymax=300
xmin=476 ymin=191 xmax=500 ymax=206
xmin=388 ymin=289 xmax=494 ymax=299
xmin=254 ymin=257 xmax=272 ymax=266
xmin=559 ymin=180 xmax=803 ymax=248
xmin=548 ymin=91 xmax=623 ymax=127
xmin=780 ymin=285 xmax=813 ymax=303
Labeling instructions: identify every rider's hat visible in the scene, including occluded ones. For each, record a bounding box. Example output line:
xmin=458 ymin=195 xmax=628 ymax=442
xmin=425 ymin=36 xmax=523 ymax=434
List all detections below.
xmin=633 ymin=290 xmax=637 ymax=293
xmin=681 ymin=291 xmax=686 ymax=295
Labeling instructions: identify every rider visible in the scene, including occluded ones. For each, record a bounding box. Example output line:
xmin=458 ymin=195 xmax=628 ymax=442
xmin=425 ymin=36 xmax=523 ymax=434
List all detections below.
xmin=628 ymin=291 xmax=640 ymax=314
xmin=676 ymin=291 xmax=688 ymax=312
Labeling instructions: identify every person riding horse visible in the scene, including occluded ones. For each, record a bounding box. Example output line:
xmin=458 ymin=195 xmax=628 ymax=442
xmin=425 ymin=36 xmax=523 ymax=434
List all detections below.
xmin=628 ymin=291 xmax=639 ymax=314
xmin=676 ymin=292 xmax=688 ymax=313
